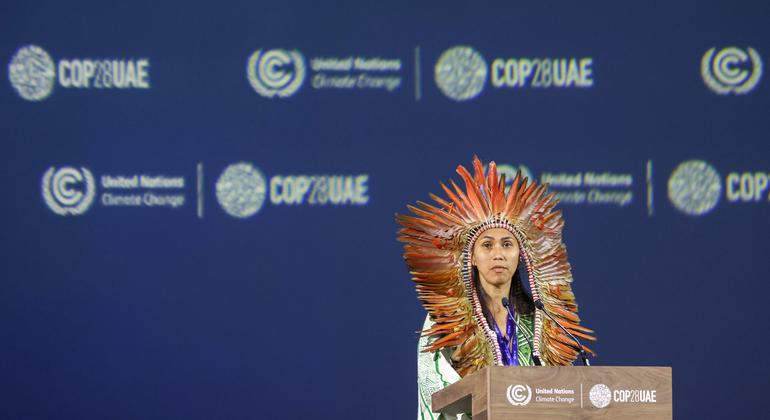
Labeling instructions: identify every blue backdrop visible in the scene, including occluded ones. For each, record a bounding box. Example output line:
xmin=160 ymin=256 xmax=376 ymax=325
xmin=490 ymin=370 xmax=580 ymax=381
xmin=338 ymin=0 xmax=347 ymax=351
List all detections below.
xmin=2 ymin=1 xmax=769 ymax=418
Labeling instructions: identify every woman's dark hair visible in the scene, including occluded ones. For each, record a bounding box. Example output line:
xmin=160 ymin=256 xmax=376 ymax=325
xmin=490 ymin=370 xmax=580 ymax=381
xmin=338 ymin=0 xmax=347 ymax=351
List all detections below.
xmin=473 ymin=266 xmax=535 ymax=329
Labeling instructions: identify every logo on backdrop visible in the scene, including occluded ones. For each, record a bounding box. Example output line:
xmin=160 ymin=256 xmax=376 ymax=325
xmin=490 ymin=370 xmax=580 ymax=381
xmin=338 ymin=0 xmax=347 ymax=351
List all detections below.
xmin=216 ymin=162 xmax=371 ymax=218
xmin=39 ymin=162 xmax=370 ymax=219
xmin=8 ymin=45 xmax=56 ymax=101
xmin=494 ymin=162 xmax=634 ymax=208
xmin=701 ymin=47 xmax=763 ymax=95
xmin=434 ymin=46 xmax=488 ymax=101
xmin=506 ymin=384 xmax=532 ymax=406
xmin=8 ymin=44 xmax=151 ymax=101
xmin=247 ymin=48 xmax=403 ymax=98
xmin=41 ymin=166 xmax=96 ymax=215
xmin=41 ymin=166 xmax=186 ymax=216
xmin=667 ymin=160 xmax=722 ymax=216
xmin=589 ymin=384 xmax=611 ymax=409
xmin=434 ymin=45 xmax=594 ymax=101
xmin=247 ymin=49 xmax=306 ymax=98
xmin=216 ymin=162 xmax=268 ymax=218
xmin=496 ymin=163 xmax=535 ymax=186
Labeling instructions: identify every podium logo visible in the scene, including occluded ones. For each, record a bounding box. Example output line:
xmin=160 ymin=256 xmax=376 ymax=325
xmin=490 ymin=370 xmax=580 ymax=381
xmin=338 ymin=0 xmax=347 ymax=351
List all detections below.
xmin=506 ymin=384 xmax=532 ymax=406
xmin=435 ymin=46 xmax=487 ymax=101
xmin=216 ymin=162 xmax=267 ymax=218
xmin=701 ymin=47 xmax=762 ymax=95
xmin=247 ymin=49 xmax=305 ymax=98
xmin=589 ymin=384 xmax=611 ymax=409
xmin=668 ymin=160 xmax=722 ymax=216
xmin=42 ymin=166 xmax=96 ymax=216
xmin=8 ymin=45 xmax=56 ymax=101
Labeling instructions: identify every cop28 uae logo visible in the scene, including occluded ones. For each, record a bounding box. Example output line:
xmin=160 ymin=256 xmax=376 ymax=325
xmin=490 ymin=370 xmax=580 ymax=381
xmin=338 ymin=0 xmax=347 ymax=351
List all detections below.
xmin=668 ymin=160 xmax=722 ymax=216
xmin=216 ymin=162 xmax=267 ymax=218
xmin=506 ymin=384 xmax=532 ymax=406
xmin=41 ymin=167 xmax=96 ymax=215
xmin=589 ymin=384 xmax=611 ymax=409
xmin=8 ymin=45 xmax=56 ymax=101
xmin=247 ymin=49 xmax=305 ymax=98
xmin=435 ymin=46 xmax=488 ymax=101
xmin=701 ymin=47 xmax=762 ymax=95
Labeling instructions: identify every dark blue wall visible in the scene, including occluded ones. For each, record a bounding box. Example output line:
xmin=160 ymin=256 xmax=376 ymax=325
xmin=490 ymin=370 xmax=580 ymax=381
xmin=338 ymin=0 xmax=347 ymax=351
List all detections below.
xmin=2 ymin=1 xmax=769 ymax=418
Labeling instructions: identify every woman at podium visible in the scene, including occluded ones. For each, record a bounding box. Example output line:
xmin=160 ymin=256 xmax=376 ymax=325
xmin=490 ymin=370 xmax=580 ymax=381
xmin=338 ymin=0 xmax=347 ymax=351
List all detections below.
xmin=396 ymin=157 xmax=595 ymax=419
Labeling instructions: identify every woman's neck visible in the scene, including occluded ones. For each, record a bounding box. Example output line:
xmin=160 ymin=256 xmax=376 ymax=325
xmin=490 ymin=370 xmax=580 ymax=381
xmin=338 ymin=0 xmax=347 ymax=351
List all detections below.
xmin=480 ymin=281 xmax=512 ymax=316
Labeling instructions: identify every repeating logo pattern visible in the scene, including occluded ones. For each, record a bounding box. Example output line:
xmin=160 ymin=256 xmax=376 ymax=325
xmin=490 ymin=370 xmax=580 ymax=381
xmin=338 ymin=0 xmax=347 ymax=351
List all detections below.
xmin=216 ymin=162 xmax=267 ymax=218
xmin=434 ymin=46 xmax=487 ymax=101
xmin=701 ymin=47 xmax=763 ymax=95
xmin=668 ymin=160 xmax=722 ymax=216
xmin=589 ymin=384 xmax=611 ymax=408
xmin=8 ymin=45 xmax=56 ymax=101
xmin=506 ymin=384 xmax=532 ymax=406
xmin=247 ymin=49 xmax=306 ymax=98
xmin=41 ymin=167 xmax=96 ymax=215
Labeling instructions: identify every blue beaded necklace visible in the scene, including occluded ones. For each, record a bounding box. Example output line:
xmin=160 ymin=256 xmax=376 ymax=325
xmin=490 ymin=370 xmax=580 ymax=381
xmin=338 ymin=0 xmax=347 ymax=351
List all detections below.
xmin=491 ymin=308 xmax=518 ymax=366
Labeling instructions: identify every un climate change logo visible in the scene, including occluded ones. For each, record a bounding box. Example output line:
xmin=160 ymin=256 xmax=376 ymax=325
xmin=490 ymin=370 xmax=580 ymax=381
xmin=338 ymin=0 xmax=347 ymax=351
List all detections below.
xmin=41 ymin=167 xmax=96 ymax=216
xmin=496 ymin=164 xmax=535 ymax=186
xmin=435 ymin=46 xmax=487 ymax=101
xmin=8 ymin=45 xmax=56 ymax=101
xmin=701 ymin=47 xmax=762 ymax=95
xmin=668 ymin=160 xmax=722 ymax=216
xmin=216 ymin=163 xmax=267 ymax=218
xmin=247 ymin=49 xmax=305 ymax=98
xmin=506 ymin=384 xmax=532 ymax=406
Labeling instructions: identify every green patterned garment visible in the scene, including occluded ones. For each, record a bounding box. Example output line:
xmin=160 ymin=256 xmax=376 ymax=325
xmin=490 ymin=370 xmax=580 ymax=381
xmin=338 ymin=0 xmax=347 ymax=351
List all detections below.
xmin=417 ymin=314 xmax=535 ymax=420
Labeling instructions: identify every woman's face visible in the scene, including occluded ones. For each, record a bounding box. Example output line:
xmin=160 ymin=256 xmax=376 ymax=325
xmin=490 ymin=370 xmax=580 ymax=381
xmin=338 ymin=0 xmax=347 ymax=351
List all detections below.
xmin=472 ymin=228 xmax=520 ymax=287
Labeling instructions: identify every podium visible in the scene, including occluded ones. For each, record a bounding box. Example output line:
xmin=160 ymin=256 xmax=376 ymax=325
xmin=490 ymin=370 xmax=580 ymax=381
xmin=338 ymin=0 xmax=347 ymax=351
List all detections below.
xmin=432 ymin=366 xmax=672 ymax=419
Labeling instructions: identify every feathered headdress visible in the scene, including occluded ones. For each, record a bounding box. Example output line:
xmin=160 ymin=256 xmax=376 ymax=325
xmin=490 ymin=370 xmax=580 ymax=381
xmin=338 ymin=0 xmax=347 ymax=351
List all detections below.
xmin=397 ymin=157 xmax=595 ymax=376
